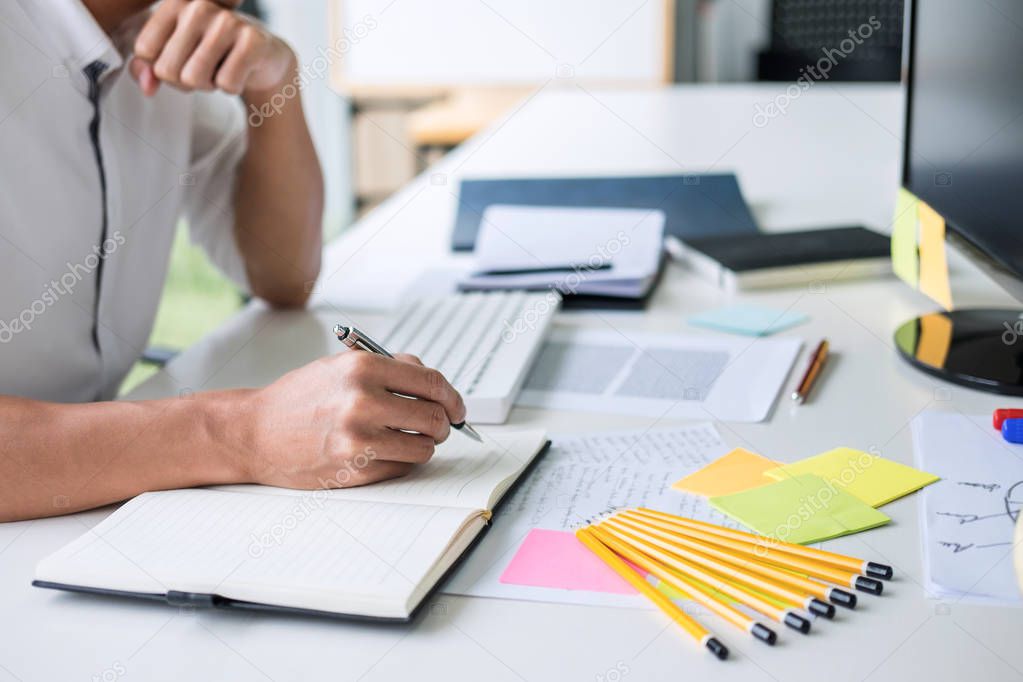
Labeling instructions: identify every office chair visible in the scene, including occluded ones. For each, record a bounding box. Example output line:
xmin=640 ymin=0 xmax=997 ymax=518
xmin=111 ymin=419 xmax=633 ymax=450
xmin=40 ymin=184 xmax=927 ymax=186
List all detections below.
xmin=756 ymin=0 xmax=904 ymax=82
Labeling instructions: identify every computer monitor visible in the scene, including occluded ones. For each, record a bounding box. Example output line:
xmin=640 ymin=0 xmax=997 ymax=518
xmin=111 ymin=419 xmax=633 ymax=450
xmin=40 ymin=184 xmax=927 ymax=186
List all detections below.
xmin=893 ymin=0 xmax=1023 ymax=395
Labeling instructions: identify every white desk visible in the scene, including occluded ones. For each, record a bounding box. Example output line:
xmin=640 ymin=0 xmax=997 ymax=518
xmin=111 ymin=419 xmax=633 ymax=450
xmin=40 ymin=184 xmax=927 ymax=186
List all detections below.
xmin=5 ymin=84 xmax=1022 ymax=682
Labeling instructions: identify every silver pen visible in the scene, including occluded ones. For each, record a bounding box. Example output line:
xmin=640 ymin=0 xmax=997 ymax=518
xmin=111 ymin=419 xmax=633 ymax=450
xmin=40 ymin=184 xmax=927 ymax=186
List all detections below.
xmin=333 ymin=325 xmax=484 ymax=443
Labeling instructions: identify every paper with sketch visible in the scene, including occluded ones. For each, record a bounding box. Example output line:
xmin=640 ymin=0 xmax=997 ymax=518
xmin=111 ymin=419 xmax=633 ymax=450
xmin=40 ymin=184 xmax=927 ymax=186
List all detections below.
xmin=912 ymin=411 xmax=1023 ymax=605
xmin=516 ymin=326 xmax=801 ymax=422
xmin=443 ymin=425 xmax=735 ymax=608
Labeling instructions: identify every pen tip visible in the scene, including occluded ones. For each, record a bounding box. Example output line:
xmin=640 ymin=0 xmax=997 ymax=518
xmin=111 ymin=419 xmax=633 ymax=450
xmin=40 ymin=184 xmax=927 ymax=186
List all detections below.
xmin=457 ymin=423 xmax=484 ymax=443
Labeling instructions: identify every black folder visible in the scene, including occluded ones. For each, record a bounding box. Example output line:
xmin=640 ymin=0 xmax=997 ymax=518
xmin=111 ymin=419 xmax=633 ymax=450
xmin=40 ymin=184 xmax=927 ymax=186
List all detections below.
xmin=451 ymin=173 xmax=759 ymax=251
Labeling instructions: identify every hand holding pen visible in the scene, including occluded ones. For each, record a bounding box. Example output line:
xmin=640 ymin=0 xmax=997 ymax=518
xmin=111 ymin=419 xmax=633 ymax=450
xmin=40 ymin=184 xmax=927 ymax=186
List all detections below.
xmin=334 ymin=326 xmax=483 ymax=443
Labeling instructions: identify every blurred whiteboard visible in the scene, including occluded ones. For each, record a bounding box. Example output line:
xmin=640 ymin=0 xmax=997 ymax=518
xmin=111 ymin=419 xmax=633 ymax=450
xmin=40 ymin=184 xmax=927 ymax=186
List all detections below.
xmin=331 ymin=0 xmax=673 ymax=90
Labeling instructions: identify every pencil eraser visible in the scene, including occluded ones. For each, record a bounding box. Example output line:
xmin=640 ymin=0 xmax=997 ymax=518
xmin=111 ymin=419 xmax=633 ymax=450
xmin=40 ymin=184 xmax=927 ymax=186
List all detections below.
xmin=808 ymin=598 xmax=835 ymax=619
xmin=784 ymin=612 xmax=811 ymax=634
xmin=705 ymin=637 xmax=729 ymax=660
xmin=854 ymin=576 xmax=884 ymax=595
xmin=751 ymin=623 xmax=777 ymax=645
xmin=865 ymin=562 xmax=893 ymax=580
xmin=828 ymin=588 xmax=857 ymax=609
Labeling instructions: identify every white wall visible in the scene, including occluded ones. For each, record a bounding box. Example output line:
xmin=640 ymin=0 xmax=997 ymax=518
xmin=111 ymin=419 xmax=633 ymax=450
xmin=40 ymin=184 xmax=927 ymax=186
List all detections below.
xmin=259 ymin=0 xmax=353 ymax=237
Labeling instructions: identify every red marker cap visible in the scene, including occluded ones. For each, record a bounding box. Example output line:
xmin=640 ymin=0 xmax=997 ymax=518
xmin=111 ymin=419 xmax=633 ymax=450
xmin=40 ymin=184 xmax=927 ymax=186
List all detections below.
xmin=993 ymin=408 xmax=1023 ymax=430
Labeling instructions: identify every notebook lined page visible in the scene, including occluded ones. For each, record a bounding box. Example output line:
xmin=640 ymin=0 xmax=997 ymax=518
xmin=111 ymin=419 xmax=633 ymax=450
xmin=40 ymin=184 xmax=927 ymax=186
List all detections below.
xmin=216 ymin=429 xmax=547 ymax=511
xmin=36 ymin=489 xmax=483 ymax=618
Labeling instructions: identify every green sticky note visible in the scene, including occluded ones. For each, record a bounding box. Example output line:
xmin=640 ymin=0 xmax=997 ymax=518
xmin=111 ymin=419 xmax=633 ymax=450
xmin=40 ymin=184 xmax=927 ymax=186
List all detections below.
xmin=687 ymin=304 xmax=809 ymax=337
xmin=764 ymin=447 xmax=940 ymax=507
xmin=892 ymin=188 xmax=920 ymax=286
xmin=709 ymin=474 xmax=890 ymax=544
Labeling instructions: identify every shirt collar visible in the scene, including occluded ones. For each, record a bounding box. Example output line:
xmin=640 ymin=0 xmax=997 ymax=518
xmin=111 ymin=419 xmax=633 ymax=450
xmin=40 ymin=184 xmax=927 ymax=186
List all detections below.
xmin=15 ymin=0 xmax=126 ymax=77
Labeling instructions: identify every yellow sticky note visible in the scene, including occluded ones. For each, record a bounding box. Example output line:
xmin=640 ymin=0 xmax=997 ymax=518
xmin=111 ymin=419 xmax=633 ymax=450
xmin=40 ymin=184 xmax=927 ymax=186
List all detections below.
xmin=671 ymin=448 xmax=779 ymax=497
xmin=709 ymin=474 xmax=890 ymax=544
xmin=891 ymin=188 xmax=920 ymax=286
xmin=916 ymin=313 xmax=952 ymax=369
xmin=764 ymin=447 xmax=940 ymax=507
xmin=918 ymin=200 xmax=953 ymax=309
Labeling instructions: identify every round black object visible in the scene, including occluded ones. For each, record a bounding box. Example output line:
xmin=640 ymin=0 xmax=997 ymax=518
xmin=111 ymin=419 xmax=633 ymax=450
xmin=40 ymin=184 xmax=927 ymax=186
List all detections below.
xmin=894 ymin=309 xmax=1023 ymax=395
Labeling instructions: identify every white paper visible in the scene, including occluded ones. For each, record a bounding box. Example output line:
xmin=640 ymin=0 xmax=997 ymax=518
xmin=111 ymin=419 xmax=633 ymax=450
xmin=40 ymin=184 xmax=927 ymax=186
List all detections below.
xmin=35 ymin=490 xmax=481 ymax=617
xmin=516 ymin=326 xmax=802 ymax=422
xmin=463 ymin=205 xmax=665 ymax=297
xmin=443 ymin=425 xmax=735 ymax=608
xmin=214 ymin=430 xmax=549 ymax=512
xmin=912 ymin=411 xmax=1023 ymax=605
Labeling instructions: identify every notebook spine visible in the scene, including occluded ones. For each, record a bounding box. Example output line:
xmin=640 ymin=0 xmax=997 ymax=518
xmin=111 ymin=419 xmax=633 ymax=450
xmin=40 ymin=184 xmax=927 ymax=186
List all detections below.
xmin=165 ymin=591 xmax=220 ymax=608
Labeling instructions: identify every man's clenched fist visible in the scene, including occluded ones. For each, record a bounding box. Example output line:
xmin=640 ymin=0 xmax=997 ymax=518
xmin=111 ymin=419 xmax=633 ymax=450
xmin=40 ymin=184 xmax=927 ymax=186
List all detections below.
xmin=130 ymin=0 xmax=294 ymax=97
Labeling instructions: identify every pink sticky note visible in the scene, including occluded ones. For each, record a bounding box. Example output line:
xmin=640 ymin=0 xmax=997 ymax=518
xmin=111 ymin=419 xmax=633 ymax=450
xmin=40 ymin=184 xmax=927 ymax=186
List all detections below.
xmin=499 ymin=529 xmax=644 ymax=594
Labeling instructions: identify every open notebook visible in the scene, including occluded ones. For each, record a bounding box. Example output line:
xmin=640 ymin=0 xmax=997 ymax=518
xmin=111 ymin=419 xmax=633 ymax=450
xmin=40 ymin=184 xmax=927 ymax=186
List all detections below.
xmin=34 ymin=430 xmax=549 ymax=622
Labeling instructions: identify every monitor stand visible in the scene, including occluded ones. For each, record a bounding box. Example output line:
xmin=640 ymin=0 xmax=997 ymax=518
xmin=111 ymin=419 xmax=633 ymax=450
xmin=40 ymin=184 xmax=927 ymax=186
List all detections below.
xmin=894 ymin=309 xmax=1023 ymax=396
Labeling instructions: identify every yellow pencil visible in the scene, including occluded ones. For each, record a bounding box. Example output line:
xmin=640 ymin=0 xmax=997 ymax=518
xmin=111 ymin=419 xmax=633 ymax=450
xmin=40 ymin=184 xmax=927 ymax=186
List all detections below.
xmin=612 ymin=513 xmax=853 ymax=612
xmin=623 ymin=509 xmax=883 ymax=597
xmin=632 ymin=508 xmax=893 ymax=580
xmin=600 ymin=517 xmax=830 ymax=621
xmin=575 ymin=528 xmax=730 ymax=660
xmin=596 ymin=523 xmax=812 ymax=634
xmin=588 ymin=526 xmax=777 ymax=646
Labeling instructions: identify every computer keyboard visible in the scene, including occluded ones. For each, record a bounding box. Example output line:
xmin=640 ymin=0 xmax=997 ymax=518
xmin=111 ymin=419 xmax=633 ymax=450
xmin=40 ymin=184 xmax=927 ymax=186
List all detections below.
xmin=379 ymin=290 xmax=561 ymax=423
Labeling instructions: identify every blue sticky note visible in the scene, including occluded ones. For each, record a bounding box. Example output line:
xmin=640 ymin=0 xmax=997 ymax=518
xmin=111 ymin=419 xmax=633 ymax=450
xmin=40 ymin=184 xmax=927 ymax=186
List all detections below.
xmin=688 ymin=304 xmax=808 ymax=337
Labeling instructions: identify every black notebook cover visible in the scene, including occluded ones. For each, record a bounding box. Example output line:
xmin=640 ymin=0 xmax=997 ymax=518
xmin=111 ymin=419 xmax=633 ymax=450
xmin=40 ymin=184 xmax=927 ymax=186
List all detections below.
xmin=34 ymin=441 xmax=552 ymax=624
xmin=451 ymin=173 xmax=759 ymax=251
xmin=682 ymin=226 xmax=890 ymax=272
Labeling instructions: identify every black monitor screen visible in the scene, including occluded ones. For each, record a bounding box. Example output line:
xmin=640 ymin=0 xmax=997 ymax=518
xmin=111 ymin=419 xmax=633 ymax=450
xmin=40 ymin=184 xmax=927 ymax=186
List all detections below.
xmin=904 ymin=0 xmax=1023 ymax=281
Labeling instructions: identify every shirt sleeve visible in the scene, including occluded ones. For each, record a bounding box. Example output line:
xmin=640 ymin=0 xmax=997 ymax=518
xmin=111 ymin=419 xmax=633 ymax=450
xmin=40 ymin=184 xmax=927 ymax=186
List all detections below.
xmin=182 ymin=91 xmax=250 ymax=292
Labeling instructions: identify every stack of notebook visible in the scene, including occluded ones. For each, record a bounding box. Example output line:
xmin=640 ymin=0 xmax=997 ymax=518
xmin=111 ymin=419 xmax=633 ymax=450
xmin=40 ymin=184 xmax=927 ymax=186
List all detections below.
xmin=459 ymin=205 xmax=665 ymax=300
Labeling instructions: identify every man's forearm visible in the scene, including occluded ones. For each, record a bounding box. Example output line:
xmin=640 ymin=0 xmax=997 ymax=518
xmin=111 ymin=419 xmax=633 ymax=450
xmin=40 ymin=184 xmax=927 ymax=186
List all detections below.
xmin=0 ymin=393 xmax=251 ymax=522
xmin=235 ymin=52 xmax=324 ymax=307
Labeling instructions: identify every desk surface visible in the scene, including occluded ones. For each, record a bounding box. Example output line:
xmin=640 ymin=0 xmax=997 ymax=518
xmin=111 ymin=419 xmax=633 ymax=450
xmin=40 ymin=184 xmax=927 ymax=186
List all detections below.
xmin=5 ymin=84 xmax=1023 ymax=682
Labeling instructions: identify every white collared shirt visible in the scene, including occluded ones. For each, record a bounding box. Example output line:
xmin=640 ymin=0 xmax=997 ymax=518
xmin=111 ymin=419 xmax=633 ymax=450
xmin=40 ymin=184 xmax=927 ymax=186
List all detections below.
xmin=1 ymin=0 xmax=249 ymax=402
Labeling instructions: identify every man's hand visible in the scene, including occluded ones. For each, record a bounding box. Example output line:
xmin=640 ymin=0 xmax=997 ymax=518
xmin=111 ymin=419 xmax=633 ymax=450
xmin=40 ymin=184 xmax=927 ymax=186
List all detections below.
xmin=130 ymin=0 xmax=294 ymax=98
xmin=236 ymin=352 xmax=469 ymax=490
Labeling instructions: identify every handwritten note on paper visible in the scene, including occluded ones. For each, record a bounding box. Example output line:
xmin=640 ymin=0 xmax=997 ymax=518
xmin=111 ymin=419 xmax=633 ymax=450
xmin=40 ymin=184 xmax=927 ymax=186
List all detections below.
xmin=443 ymin=425 xmax=736 ymax=608
xmin=913 ymin=411 xmax=1023 ymax=604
